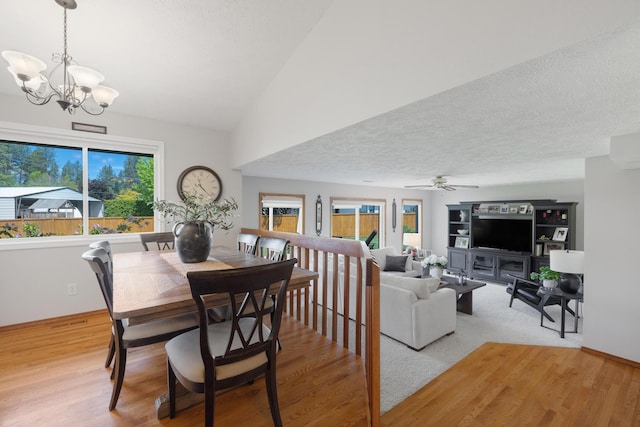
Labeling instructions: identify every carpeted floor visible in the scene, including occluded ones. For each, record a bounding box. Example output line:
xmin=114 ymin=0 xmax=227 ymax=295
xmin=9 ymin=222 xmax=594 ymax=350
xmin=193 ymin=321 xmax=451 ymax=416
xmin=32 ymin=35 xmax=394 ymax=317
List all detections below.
xmin=379 ymin=282 xmax=583 ymax=413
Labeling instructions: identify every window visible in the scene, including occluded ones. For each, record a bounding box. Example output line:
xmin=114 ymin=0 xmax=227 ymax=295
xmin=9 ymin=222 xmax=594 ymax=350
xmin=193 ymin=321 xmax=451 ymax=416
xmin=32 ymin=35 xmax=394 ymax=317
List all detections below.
xmin=259 ymin=193 xmax=304 ymax=233
xmin=0 ymin=124 xmax=162 ymax=242
xmin=330 ymin=198 xmax=385 ymax=249
xmin=402 ymin=199 xmax=423 ymax=253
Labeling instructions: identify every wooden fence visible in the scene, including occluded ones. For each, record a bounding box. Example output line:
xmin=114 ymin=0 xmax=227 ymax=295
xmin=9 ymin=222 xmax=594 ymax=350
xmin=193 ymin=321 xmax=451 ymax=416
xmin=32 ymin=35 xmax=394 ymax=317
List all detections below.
xmin=0 ymin=217 xmax=155 ymax=238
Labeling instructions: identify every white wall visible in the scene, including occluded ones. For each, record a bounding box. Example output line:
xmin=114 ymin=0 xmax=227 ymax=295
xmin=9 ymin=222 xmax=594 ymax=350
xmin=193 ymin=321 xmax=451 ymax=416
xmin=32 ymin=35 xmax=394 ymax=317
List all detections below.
xmin=583 ymin=156 xmax=640 ymax=362
xmin=242 ymin=176 xmax=431 ymax=251
xmin=232 ymin=0 xmax=640 ymax=168
xmin=0 ymin=93 xmax=242 ymax=326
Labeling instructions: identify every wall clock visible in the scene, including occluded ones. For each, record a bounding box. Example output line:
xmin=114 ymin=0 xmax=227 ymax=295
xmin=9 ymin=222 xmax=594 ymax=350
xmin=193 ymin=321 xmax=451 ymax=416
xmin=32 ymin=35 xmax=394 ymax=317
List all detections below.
xmin=177 ymin=166 xmax=222 ymax=202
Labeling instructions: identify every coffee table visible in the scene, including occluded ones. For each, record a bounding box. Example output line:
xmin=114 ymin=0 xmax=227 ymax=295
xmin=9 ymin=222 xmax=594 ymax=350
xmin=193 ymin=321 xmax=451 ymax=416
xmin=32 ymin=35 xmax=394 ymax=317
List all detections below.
xmin=439 ymin=276 xmax=486 ymax=315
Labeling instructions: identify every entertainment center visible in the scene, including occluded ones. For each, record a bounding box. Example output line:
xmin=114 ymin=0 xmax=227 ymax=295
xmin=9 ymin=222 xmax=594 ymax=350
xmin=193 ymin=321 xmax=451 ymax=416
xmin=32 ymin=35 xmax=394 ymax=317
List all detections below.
xmin=446 ymin=200 xmax=577 ymax=283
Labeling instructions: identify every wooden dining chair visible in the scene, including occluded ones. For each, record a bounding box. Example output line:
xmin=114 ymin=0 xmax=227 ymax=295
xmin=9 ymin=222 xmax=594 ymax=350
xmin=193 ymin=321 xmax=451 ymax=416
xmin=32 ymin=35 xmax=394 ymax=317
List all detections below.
xmin=256 ymin=236 xmax=289 ymax=261
xmin=82 ymin=247 xmax=198 ymax=410
xmin=140 ymin=231 xmax=175 ymax=251
xmin=165 ymin=259 xmax=296 ymax=427
xmin=88 ymin=240 xmax=115 ymax=368
xmin=237 ymin=232 xmax=259 ymax=255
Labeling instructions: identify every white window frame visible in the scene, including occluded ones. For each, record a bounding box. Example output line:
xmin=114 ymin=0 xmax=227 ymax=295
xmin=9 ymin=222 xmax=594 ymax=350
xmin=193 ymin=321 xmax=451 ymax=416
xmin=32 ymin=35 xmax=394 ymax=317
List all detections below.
xmin=0 ymin=121 xmax=164 ymax=250
xmin=402 ymin=198 xmax=423 ymax=250
xmin=330 ymin=197 xmax=386 ymax=247
xmin=259 ymin=193 xmax=304 ymax=234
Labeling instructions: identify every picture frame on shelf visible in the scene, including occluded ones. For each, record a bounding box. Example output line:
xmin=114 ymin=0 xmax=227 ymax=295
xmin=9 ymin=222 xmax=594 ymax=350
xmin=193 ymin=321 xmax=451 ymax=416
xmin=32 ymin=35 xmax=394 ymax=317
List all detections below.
xmin=509 ymin=207 xmax=518 ymax=214
xmin=519 ymin=205 xmax=528 ymax=214
xmin=488 ymin=205 xmax=500 ymax=213
xmin=543 ymin=242 xmax=564 ymax=255
xmin=455 ymin=236 xmax=469 ymax=249
xmin=552 ymin=227 xmax=568 ymax=241
xmin=500 ymin=203 xmax=509 ymax=214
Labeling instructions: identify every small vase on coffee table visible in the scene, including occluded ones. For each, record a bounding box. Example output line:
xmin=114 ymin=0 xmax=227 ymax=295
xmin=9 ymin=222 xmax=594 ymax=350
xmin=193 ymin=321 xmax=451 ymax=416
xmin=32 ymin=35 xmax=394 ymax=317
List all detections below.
xmin=429 ymin=267 xmax=444 ymax=279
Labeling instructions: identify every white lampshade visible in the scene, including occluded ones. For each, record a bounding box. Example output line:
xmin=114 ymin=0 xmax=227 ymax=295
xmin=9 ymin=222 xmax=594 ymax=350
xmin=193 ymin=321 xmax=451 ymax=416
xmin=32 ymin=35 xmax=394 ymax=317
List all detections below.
xmin=8 ymin=67 xmax=47 ymax=91
xmin=403 ymin=233 xmax=421 ymax=249
xmin=2 ymin=51 xmax=47 ymax=80
xmin=91 ymin=85 xmax=119 ymax=107
xmin=67 ymin=65 xmax=104 ymax=89
xmin=550 ymin=250 xmax=584 ymax=274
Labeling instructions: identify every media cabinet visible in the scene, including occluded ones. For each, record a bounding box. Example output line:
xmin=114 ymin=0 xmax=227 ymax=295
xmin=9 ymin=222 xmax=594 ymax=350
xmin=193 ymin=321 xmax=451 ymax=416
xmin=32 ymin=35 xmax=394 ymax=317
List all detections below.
xmin=446 ymin=200 xmax=577 ymax=283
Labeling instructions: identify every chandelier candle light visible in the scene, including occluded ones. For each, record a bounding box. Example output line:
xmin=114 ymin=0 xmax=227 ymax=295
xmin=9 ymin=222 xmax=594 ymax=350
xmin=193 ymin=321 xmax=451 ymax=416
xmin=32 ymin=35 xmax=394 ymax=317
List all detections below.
xmin=2 ymin=0 xmax=118 ymax=115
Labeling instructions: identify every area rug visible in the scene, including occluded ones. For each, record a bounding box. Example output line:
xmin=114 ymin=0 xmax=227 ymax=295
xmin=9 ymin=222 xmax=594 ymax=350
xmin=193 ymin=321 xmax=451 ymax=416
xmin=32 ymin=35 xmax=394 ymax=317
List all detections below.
xmin=379 ymin=282 xmax=583 ymax=413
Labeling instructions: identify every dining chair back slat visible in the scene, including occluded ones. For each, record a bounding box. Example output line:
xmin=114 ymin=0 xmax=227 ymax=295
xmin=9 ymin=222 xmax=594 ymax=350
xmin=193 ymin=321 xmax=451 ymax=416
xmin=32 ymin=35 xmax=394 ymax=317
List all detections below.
xmin=140 ymin=232 xmax=175 ymax=251
xmin=237 ymin=232 xmax=260 ymax=255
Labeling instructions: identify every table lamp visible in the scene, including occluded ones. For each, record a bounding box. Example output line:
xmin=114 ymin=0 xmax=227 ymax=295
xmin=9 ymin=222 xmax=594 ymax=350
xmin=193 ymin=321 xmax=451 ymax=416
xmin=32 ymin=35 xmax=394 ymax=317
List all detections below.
xmin=549 ymin=250 xmax=584 ymax=294
xmin=402 ymin=233 xmax=421 ymax=256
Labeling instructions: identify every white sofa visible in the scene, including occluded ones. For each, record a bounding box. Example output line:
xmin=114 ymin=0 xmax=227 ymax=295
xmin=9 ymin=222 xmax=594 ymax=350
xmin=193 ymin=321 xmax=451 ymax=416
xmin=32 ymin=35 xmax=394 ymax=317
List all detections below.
xmin=327 ymin=246 xmax=456 ymax=351
xmin=370 ymin=246 xmax=423 ymax=278
xmin=379 ymin=275 xmax=456 ymax=351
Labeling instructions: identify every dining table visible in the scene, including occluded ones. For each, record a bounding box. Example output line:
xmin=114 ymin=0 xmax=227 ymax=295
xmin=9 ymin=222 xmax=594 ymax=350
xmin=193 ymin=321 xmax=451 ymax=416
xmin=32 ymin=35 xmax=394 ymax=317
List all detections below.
xmin=111 ymin=245 xmax=318 ymax=418
xmin=112 ymin=245 xmax=318 ymax=326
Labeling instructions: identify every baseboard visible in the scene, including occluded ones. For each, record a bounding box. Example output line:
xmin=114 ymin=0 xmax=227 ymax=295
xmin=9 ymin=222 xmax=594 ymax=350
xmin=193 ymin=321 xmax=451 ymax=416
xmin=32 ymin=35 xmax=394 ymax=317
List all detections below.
xmin=0 ymin=309 xmax=108 ymax=332
xmin=582 ymin=346 xmax=640 ymax=369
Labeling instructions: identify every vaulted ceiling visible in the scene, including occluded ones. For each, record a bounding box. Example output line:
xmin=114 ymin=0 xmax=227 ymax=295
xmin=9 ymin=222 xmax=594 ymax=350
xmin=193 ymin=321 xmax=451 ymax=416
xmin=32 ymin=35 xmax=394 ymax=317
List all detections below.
xmin=2 ymin=1 xmax=640 ymax=189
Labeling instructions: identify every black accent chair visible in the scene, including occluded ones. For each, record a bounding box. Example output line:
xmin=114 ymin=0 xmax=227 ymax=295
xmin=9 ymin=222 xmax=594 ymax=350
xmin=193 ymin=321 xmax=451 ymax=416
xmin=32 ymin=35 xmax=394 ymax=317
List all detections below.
xmin=364 ymin=229 xmax=377 ymax=249
xmin=506 ymin=275 xmax=575 ymax=323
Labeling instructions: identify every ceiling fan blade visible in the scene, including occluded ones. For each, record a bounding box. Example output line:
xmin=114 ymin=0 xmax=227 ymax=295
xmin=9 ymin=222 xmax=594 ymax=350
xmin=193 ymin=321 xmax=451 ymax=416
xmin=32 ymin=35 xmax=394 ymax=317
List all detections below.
xmin=404 ymin=184 xmax=435 ymax=189
xmin=442 ymin=185 xmax=457 ymax=191
xmin=451 ymin=184 xmax=479 ymax=189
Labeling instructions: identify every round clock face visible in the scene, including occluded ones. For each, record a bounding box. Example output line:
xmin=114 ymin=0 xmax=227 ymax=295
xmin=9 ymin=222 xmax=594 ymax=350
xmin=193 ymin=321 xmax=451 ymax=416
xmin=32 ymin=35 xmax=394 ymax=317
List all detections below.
xmin=177 ymin=166 xmax=222 ymax=202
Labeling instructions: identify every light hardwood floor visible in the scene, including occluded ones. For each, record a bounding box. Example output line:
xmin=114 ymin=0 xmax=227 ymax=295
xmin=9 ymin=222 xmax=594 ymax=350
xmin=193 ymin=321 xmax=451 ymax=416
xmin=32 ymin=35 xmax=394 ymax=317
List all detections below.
xmin=2 ymin=311 xmax=639 ymax=426
xmin=0 ymin=311 xmax=369 ymax=427
xmin=381 ymin=342 xmax=640 ymax=426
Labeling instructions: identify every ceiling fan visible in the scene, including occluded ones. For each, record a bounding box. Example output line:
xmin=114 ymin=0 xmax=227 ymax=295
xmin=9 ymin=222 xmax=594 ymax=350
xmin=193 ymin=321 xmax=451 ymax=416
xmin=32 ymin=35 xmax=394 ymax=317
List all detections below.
xmin=405 ymin=176 xmax=479 ymax=191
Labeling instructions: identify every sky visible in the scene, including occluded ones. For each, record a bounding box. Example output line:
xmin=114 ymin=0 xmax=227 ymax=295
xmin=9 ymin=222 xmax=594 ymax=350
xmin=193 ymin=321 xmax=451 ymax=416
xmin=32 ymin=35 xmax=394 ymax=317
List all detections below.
xmin=54 ymin=147 xmax=129 ymax=180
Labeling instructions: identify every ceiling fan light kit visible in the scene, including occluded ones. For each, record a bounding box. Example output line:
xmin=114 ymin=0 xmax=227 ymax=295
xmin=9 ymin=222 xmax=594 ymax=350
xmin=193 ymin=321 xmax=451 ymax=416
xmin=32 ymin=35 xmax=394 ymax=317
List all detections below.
xmin=405 ymin=176 xmax=479 ymax=191
xmin=1 ymin=0 xmax=118 ymax=115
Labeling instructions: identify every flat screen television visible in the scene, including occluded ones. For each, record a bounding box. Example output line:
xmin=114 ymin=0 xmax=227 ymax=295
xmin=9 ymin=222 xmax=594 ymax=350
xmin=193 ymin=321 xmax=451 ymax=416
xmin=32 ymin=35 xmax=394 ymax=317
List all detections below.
xmin=471 ymin=218 xmax=532 ymax=253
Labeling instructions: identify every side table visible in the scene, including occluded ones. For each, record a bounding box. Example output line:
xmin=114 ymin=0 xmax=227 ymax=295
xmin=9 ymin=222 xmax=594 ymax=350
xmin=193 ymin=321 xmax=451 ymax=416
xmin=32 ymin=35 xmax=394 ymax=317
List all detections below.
xmin=537 ymin=287 xmax=583 ymax=338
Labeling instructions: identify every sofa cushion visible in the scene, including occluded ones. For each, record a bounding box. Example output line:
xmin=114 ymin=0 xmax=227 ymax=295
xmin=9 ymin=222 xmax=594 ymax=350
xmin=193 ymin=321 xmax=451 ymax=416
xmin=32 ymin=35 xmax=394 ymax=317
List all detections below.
xmin=370 ymin=247 xmax=396 ymax=271
xmin=384 ymin=255 xmax=408 ymax=272
xmin=371 ymin=246 xmax=413 ymax=272
xmin=383 ymin=276 xmax=439 ymax=299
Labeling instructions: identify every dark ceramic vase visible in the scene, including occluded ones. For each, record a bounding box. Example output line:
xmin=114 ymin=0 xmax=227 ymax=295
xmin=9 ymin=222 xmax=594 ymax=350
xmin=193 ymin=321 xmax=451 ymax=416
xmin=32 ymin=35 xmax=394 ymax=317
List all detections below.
xmin=172 ymin=221 xmax=213 ymax=263
xmin=558 ymin=274 xmax=581 ymax=294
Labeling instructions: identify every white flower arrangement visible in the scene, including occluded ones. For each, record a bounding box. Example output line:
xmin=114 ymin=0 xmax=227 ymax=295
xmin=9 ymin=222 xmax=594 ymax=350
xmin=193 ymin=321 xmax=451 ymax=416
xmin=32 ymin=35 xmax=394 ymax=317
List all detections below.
xmin=421 ymin=254 xmax=448 ymax=269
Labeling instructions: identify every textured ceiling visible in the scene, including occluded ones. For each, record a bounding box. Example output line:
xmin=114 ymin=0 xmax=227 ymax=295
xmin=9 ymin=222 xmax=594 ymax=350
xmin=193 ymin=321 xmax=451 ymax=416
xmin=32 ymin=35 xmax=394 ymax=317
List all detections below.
xmin=239 ymin=19 xmax=640 ymax=188
xmin=1 ymin=2 xmax=640 ymax=189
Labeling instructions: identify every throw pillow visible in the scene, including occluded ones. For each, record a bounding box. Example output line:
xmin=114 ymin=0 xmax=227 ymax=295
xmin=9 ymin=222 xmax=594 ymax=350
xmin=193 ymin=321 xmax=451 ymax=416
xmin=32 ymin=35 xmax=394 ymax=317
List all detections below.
xmin=384 ymin=255 xmax=408 ymax=272
xmin=383 ymin=276 xmax=431 ymax=299
xmin=370 ymin=247 xmax=396 ymax=271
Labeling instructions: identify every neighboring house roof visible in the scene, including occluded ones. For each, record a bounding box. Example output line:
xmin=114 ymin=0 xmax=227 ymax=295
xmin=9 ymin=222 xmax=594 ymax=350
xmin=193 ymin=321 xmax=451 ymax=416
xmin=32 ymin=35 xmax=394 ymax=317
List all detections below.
xmin=28 ymin=199 xmax=75 ymax=210
xmin=0 ymin=187 xmax=101 ymax=202
xmin=0 ymin=187 xmax=67 ymax=198
xmin=0 ymin=187 xmax=104 ymax=218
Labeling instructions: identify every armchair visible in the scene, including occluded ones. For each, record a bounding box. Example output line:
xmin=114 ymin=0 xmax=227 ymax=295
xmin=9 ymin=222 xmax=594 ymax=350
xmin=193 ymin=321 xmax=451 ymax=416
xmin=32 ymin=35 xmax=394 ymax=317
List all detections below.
xmin=506 ymin=275 xmax=575 ymax=322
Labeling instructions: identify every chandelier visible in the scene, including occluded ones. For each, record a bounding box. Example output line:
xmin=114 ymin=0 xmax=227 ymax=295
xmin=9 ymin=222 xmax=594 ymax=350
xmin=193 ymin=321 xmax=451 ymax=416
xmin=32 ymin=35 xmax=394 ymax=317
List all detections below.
xmin=1 ymin=0 xmax=118 ymax=115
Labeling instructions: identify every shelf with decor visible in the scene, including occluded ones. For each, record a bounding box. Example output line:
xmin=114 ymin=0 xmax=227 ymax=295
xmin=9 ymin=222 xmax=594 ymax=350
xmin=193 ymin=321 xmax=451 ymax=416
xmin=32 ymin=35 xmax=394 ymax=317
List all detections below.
xmin=447 ymin=203 xmax=472 ymax=249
